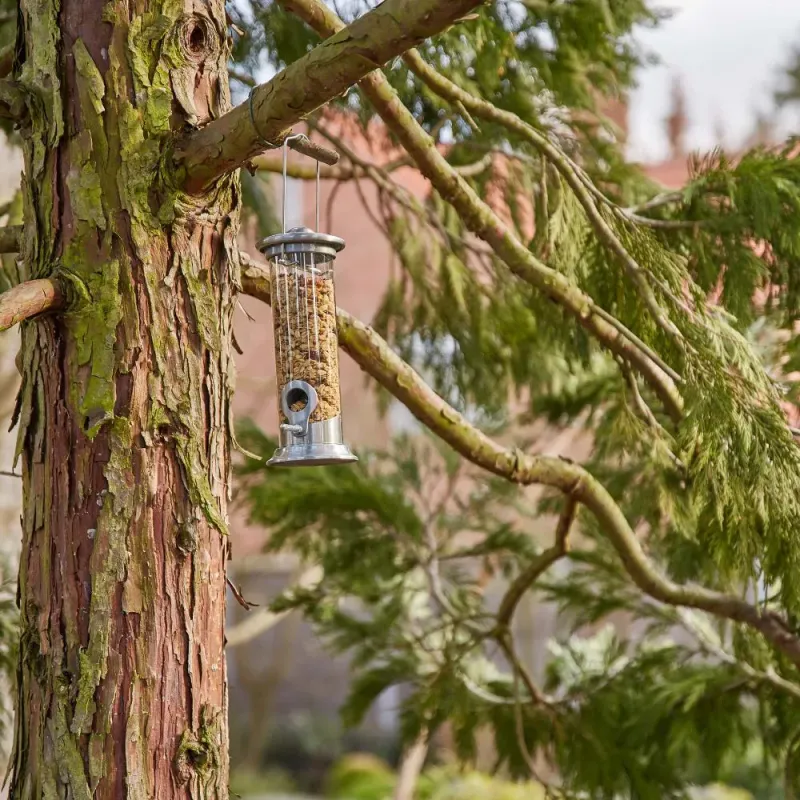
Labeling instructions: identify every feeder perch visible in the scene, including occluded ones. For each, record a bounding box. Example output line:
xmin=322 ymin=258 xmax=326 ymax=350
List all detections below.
xmin=258 ymin=134 xmax=357 ymax=467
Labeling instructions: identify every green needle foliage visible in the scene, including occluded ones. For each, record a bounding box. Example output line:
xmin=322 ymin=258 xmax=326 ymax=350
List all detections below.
xmin=232 ymin=2 xmax=800 ymax=796
xmin=236 ymin=427 xmax=798 ymax=798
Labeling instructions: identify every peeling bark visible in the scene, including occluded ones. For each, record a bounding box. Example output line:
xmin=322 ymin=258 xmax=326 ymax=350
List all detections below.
xmin=11 ymin=1 xmax=235 ymax=797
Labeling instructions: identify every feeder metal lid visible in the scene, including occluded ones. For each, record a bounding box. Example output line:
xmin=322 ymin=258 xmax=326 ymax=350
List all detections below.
xmin=258 ymin=226 xmax=346 ymax=261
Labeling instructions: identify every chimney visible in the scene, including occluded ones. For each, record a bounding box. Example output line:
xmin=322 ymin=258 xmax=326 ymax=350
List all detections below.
xmin=665 ymin=76 xmax=688 ymax=160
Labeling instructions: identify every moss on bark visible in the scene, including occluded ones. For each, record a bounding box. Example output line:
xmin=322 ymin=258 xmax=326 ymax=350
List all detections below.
xmin=10 ymin=1 xmax=234 ymax=797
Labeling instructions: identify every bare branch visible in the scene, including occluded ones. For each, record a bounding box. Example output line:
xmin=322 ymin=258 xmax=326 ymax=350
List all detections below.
xmin=0 ymin=278 xmax=64 ymax=331
xmin=226 ymin=607 xmax=290 ymax=648
xmin=500 ymin=633 xmax=554 ymax=712
xmin=0 ymin=225 xmax=22 ymax=254
xmin=278 ymin=0 xmax=684 ymax=422
xmin=252 ymin=153 xmax=354 ymax=181
xmin=628 ymin=190 xmax=685 ymax=215
xmin=393 ymin=732 xmax=429 ymax=800
xmin=454 ymin=152 xmax=493 ymax=178
xmin=225 ymin=566 xmax=322 ymax=648
xmin=175 ymin=0 xmax=485 ymax=193
xmin=228 ymin=68 xmax=256 ymax=88
xmin=226 ymin=576 xmax=258 ymax=611
xmin=496 ymin=498 xmax=576 ymax=631
xmin=254 ymin=148 xmax=490 ymax=181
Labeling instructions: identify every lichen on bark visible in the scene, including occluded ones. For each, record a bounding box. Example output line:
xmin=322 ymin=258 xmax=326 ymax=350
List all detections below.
xmin=10 ymin=1 xmax=235 ymax=797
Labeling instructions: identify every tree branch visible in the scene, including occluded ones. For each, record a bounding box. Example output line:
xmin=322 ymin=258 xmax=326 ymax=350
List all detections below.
xmin=228 ymin=68 xmax=256 ymax=88
xmin=311 ymin=120 xmax=494 ymax=259
xmin=0 ymin=225 xmax=22 ymax=254
xmin=0 ymin=279 xmax=64 ymax=331
xmin=226 ymin=566 xmax=322 ymax=648
xmin=238 ymin=258 xmax=800 ymax=668
xmin=496 ymin=498 xmax=576 ymax=631
xmin=252 ymin=152 xmax=355 ymax=181
xmin=393 ymin=732 xmax=429 ymax=800
xmin=676 ymin=608 xmax=800 ymax=703
xmin=276 ymin=0 xmax=684 ymax=422
xmin=254 ymin=148 xmax=491 ymax=181
xmin=401 ymin=50 xmax=687 ymax=343
xmin=174 ymin=0 xmax=485 ymax=193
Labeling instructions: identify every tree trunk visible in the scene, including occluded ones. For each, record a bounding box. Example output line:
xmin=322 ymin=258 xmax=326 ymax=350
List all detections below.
xmin=9 ymin=0 xmax=237 ymax=797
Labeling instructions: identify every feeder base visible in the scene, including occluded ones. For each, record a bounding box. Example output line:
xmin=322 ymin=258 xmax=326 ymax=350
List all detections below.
xmin=267 ymin=443 xmax=358 ymax=468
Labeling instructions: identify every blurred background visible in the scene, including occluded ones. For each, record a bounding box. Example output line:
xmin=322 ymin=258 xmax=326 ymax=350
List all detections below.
xmin=1 ymin=2 xmax=800 ymax=799
xmin=225 ymin=5 xmax=800 ymax=798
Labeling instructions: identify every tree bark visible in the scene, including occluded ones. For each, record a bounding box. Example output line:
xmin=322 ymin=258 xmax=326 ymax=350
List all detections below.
xmin=10 ymin=0 xmax=236 ymax=797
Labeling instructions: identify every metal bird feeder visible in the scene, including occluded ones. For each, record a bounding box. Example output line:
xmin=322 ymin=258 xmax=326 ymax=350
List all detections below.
xmin=258 ymin=134 xmax=357 ymax=468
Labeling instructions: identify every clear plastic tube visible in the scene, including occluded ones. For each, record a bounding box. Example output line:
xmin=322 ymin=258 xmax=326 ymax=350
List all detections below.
xmin=270 ymin=250 xmax=341 ymax=424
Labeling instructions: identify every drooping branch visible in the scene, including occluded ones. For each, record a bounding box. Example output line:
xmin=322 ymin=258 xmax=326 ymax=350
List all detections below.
xmin=174 ymin=0 xmax=485 ymax=193
xmin=0 ymin=225 xmax=23 ymax=253
xmin=276 ymin=0 xmax=684 ymax=422
xmin=0 ymin=278 xmax=64 ymax=330
xmin=239 ymin=258 xmax=800 ymax=668
xmin=401 ymin=49 xmax=687 ymax=341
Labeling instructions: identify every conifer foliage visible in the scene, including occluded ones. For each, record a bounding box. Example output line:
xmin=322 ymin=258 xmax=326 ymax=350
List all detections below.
xmin=234 ymin=1 xmax=800 ymax=797
xmin=0 ymin=0 xmax=798 ymax=796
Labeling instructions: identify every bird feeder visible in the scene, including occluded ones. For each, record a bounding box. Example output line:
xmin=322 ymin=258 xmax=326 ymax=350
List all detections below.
xmin=258 ymin=134 xmax=357 ymax=468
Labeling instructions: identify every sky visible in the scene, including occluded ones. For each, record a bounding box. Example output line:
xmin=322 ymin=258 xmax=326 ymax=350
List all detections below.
xmin=628 ymin=0 xmax=800 ymax=163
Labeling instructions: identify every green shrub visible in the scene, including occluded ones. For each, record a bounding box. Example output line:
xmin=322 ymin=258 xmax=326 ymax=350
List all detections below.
xmin=325 ymin=757 xmax=547 ymax=800
xmin=326 ymin=753 xmax=396 ymax=800
xmin=230 ymin=766 xmax=298 ymax=797
xmin=419 ymin=768 xmax=545 ymax=800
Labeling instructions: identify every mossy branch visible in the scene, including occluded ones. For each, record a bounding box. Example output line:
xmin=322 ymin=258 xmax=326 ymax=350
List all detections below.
xmin=276 ymin=0 xmax=684 ymax=422
xmin=174 ymin=0 xmax=486 ymax=193
xmin=239 ymin=258 xmax=800 ymax=669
